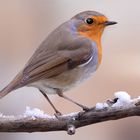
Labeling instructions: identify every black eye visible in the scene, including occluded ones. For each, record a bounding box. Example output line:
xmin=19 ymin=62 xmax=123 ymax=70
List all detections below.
xmin=85 ymin=18 xmax=94 ymax=24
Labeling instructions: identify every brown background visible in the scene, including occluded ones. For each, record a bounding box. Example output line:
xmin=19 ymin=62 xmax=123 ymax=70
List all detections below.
xmin=0 ymin=0 xmax=140 ymax=140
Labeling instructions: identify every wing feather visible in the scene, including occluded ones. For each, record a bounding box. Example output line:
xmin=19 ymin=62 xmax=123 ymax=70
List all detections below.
xmin=21 ymin=38 xmax=94 ymax=85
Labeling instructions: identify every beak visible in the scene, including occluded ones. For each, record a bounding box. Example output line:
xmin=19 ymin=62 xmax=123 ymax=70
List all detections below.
xmin=104 ymin=21 xmax=117 ymax=26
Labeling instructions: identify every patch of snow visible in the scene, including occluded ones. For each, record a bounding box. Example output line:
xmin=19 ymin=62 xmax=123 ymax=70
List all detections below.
xmin=95 ymin=102 xmax=109 ymax=110
xmin=0 ymin=113 xmax=15 ymax=119
xmin=95 ymin=91 xmax=138 ymax=110
xmin=23 ymin=107 xmax=78 ymax=120
xmin=23 ymin=106 xmax=54 ymax=119
xmin=132 ymin=96 xmax=140 ymax=104
xmin=112 ymin=91 xmax=134 ymax=107
xmin=62 ymin=112 xmax=77 ymax=120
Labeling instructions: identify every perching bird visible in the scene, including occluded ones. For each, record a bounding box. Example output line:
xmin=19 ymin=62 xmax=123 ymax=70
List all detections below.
xmin=0 ymin=11 xmax=117 ymax=115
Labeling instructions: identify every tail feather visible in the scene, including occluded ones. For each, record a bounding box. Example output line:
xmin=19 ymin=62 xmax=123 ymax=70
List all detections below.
xmin=0 ymin=71 xmax=23 ymax=98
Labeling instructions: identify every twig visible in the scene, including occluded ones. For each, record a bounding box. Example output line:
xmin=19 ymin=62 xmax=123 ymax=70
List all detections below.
xmin=0 ymin=92 xmax=140 ymax=135
xmin=0 ymin=104 xmax=140 ymax=134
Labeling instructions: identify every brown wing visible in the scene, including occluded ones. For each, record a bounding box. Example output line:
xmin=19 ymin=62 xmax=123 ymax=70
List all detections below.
xmin=21 ymin=39 xmax=94 ymax=85
xmin=22 ymin=53 xmax=69 ymax=83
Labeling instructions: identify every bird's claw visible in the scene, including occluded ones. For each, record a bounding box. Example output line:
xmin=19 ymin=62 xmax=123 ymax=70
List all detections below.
xmin=54 ymin=111 xmax=62 ymax=118
xmin=82 ymin=106 xmax=90 ymax=111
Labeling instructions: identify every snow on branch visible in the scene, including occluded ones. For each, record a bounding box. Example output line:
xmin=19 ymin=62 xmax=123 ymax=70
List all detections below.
xmin=0 ymin=91 xmax=140 ymax=135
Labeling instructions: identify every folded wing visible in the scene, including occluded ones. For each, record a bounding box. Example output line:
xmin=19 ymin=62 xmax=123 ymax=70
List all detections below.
xmin=22 ymin=38 xmax=94 ymax=85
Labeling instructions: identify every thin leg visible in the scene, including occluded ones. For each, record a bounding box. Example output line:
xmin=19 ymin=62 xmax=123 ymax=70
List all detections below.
xmin=56 ymin=90 xmax=89 ymax=111
xmin=39 ymin=90 xmax=61 ymax=115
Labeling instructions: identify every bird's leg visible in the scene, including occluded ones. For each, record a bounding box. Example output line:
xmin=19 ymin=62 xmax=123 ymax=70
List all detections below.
xmin=56 ymin=90 xmax=90 ymax=111
xmin=39 ymin=90 xmax=62 ymax=116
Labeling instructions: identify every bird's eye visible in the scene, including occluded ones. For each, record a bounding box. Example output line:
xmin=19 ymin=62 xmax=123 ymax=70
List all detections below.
xmin=85 ymin=18 xmax=94 ymax=25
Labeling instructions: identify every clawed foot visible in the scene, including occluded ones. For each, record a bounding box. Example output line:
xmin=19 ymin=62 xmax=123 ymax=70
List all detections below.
xmin=54 ymin=111 xmax=62 ymax=118
xmin=82 ymin=106 xmax=90 ymax=112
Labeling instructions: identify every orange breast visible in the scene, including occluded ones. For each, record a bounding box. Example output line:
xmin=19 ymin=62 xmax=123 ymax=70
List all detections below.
xmin=79 ymin=30 xmax=103 ymax=65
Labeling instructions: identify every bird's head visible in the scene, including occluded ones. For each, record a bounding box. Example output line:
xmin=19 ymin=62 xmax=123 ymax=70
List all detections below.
xmin=71 ymin=11 xmax=117 ymax=41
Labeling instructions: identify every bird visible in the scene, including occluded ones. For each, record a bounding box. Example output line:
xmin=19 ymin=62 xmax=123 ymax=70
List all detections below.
xmin=0 ymin=11 xmax=117 ymax=115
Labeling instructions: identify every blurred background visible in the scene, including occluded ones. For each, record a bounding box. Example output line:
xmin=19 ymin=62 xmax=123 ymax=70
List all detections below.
xmin=0 ymin=0 xmax=140 ymax=139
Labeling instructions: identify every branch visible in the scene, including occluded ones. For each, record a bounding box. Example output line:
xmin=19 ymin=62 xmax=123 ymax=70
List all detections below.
xmin=0 ymin=91 xmax=140 ymax=135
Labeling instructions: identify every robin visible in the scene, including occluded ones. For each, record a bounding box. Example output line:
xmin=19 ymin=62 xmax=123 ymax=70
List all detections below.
xmin=0 ymin=11 xmax=117 ymax=115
